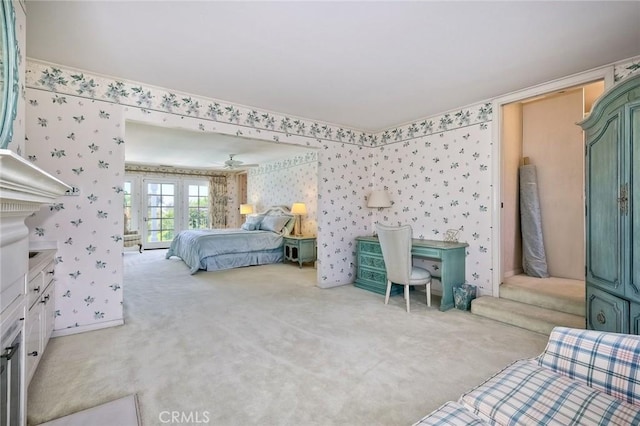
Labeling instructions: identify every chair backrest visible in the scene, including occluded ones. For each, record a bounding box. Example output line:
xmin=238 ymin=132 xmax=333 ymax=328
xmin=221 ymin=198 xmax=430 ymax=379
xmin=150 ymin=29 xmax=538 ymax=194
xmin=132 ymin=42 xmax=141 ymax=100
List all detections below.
xmin=376 ymin=223 xmax=413 ymax=285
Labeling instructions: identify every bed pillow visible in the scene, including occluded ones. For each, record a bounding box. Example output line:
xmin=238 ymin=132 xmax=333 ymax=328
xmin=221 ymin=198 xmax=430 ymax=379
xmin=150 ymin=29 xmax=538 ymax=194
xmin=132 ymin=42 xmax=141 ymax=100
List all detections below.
xmin=282 ymin=216 xmax=296 ymax=236
xmin=242 ymin=214 xmax=264 ymax=231
xmin=260 ymin=215 xmax=292 ymax=233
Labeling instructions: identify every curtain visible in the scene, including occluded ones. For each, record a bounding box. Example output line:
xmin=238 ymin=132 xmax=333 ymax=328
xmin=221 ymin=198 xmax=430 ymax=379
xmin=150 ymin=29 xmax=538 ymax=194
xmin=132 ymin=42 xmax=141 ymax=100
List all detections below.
xmin=209 ymin=176 xmax=227 ymax=228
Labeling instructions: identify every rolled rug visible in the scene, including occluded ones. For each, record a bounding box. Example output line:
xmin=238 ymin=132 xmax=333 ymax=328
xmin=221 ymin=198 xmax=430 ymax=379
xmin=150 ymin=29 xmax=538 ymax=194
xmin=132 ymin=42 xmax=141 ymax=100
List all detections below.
xmin=519 ymin=164 xmax=549 ymax=278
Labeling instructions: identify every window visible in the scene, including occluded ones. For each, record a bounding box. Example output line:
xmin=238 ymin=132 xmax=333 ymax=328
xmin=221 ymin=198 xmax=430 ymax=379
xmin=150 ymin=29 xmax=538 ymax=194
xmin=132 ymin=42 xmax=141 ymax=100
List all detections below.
xmin=188 ymin=183 xmax=209 ymax=229
xmin=123 ymin=181 xmax=133 ymax=232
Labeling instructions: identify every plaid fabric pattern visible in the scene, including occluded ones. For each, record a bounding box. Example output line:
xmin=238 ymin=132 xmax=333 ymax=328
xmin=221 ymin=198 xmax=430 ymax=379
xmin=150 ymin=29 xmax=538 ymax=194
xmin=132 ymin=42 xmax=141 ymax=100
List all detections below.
xmin=413 ymin=401 xmax=489 ymax=425
xmin=537 ymin=327 xmax=640 ymax=405
xmin=460 ymin=359 xmax=640 ymax=425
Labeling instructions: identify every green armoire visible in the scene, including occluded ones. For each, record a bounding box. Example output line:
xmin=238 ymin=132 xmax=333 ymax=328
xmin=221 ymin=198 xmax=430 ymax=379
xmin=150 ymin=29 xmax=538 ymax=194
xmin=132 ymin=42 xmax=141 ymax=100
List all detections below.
xmin=579 ymin=73 xmax=640 ymax=334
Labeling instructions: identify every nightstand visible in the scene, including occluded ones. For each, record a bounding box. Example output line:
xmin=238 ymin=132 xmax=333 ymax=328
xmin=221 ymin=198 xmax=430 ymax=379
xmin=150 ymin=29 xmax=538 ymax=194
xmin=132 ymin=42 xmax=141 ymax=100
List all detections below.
xmin=283 ymin=236 xmax=317 ymax=268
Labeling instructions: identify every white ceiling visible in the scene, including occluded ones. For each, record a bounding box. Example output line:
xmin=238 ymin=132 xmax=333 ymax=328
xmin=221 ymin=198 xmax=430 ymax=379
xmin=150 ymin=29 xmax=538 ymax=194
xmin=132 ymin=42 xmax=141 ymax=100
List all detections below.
xmin=26 ymin=1 xmax=640 ymax=133
xmin=25 ymin=1 xmax=640 ymax=168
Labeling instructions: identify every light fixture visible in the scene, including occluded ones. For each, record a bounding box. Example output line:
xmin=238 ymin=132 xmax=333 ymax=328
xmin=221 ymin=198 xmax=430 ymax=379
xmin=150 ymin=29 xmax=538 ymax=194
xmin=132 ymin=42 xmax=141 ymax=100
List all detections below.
xmin=291 ymin=202 xmax=307 ymax=236
xmin=367 ymin=190 xmax=392 ymax=208
xmin=240 ymin=204 xmax=254 ymax=215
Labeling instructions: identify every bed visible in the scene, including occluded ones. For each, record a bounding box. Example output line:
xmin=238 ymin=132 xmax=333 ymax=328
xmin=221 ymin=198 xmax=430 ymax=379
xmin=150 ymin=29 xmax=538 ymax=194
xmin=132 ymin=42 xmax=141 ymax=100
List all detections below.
xmin=165 ymin=206 xmax=294 ymax=274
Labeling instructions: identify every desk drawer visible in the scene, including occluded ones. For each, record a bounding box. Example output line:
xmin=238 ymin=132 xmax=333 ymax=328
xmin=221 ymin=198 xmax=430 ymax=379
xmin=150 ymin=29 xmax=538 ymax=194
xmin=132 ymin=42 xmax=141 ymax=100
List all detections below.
xmin=357 ymin=266 xmax=386 ymax=286
xmin=358 ymin=241 xmax=382 ymax=256
xmin=358 ymin=253 xmax=385 ymax=270
xmin=412 ymin=247 xmax=440 ymax=259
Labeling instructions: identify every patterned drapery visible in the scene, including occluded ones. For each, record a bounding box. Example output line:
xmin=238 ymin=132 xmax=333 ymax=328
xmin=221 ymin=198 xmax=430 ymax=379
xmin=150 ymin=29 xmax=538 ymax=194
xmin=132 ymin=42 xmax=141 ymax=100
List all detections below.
xmin=209 ymin=176 xmax=227 ymax=228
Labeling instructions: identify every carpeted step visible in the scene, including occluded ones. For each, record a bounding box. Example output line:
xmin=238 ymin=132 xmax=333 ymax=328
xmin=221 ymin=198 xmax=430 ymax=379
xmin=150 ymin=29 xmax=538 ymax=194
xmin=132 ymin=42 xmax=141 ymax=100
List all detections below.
xmin=471 ymin=296 xmax=585 ymax=335
xmin=500 ymin=278 xmax=585 ymax=317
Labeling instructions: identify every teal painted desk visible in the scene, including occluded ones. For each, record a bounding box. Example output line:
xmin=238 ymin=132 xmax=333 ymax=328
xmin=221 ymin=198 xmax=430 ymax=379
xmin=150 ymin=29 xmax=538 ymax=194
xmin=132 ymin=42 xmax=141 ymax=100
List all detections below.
xmin=354 ymin=236 xmax=468 ymax=311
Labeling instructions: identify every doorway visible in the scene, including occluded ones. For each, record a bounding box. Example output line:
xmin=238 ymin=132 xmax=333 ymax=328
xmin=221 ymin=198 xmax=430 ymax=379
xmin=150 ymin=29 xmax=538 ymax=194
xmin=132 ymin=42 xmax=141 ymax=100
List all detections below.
xmin=500 ymin=81 xmax=604 ymax=289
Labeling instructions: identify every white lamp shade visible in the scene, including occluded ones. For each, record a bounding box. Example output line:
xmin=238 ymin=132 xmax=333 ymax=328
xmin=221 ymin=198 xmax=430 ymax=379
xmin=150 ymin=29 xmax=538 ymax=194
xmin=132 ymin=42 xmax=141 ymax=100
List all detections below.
xmin=291 ymin=202 xmax=307 ymax=215
xmin=240 ymin=204 xmax=254 ymax=215
xmin=367 ymin=190 xmax=392 ymax=208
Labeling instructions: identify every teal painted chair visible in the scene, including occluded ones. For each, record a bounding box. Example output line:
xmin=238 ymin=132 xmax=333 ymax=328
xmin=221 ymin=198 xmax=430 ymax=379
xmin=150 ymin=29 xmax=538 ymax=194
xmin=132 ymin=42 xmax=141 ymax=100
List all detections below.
xmin=376 ymin=223 xmax=432 ymax=312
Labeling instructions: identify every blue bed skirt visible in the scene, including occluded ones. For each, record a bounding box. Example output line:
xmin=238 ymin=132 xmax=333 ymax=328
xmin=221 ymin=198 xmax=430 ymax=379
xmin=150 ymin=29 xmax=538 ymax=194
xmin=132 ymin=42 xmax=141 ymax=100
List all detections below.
xmin=202 ymin=248 xmax=283 ymax=272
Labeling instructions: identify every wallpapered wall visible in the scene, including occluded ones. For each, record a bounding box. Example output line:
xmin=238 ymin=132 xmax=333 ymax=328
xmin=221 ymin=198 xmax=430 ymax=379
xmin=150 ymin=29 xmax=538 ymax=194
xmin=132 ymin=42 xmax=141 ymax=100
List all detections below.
xmin=247 ymin=152 xmax=319 ymax=236
xmin=25 ymin=88 xmax=125 ymax=333
xmin=24 ymin=58 xmax=370 ymax=337
xmin=21 ymin=55 xmax=640 ymax=334
xmin=366 ymin=57 xmax=640 ymax=294
xmin=372 ymin=117 xmax=493 ymax=293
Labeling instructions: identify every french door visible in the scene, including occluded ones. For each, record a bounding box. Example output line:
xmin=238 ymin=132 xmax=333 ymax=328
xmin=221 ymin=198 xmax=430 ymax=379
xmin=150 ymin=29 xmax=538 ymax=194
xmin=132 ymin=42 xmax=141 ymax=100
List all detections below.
xmin=143 ymin=179 xmax=178 ymax=249
xmin=140 ymin=178 xmax=210 ymax=249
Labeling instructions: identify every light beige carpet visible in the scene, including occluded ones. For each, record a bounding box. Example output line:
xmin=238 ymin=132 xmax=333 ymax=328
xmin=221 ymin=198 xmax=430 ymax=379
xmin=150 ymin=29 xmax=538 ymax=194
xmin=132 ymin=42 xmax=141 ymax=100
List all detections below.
xmin=36 ymin=395 xmax=139 ymax=426
xmin=28 ymin=250 xmax=548 ymax=425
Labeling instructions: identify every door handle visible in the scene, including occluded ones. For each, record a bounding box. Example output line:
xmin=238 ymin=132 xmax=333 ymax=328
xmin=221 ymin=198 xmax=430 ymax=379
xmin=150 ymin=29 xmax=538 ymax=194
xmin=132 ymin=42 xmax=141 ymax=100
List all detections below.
xmin=617 ymin=183 xmax=629 ymax=215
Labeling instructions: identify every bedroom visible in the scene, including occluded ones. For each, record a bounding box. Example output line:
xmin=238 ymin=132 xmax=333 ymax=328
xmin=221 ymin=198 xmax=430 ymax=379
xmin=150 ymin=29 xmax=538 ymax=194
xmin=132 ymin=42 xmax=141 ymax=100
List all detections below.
xmin=0 ymin=1 xmax=639 ymax=425
xmin=122 ymin=120 xmax=319 ymax=270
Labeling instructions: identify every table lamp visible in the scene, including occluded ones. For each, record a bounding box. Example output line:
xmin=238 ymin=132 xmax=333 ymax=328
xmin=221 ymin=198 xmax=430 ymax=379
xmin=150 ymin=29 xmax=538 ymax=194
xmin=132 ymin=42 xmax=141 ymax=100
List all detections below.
xmin=291 ymin=202 xmax=307 ymax=236
xmin=240 ymin=204 xmax=254 ymax=216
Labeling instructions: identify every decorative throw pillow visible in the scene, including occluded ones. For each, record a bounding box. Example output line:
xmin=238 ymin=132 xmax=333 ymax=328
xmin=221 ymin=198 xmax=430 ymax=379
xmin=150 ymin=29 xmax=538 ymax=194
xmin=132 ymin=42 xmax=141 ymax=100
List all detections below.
xmin=243 ymin=214 xmax=264 ymax=230
xmin=260 ymin=215 xmax=292 ymax=233
xmin=241 ymin=222 xmax=256 ymax=231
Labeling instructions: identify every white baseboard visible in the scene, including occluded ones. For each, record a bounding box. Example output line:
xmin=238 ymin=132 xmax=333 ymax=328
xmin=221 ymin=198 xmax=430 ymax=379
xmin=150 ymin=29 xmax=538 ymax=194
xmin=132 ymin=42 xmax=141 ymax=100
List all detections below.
xmin=52 ymin=319 xmax=124 ymax=338
xmin=317 ymin=281 xmax=351 ymax=289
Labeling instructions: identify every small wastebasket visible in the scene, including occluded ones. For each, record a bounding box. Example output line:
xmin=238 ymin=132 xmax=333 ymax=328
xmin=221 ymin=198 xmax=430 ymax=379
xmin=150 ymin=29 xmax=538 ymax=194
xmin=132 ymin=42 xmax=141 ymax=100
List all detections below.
xmin=453 ymin=283 xmax=477 ymax=311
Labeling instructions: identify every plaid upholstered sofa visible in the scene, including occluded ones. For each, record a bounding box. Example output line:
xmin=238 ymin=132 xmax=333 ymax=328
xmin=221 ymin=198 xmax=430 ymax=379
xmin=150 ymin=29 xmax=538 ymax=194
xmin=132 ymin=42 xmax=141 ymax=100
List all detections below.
xmin=415 ymin=327 xmax=640 ymax=425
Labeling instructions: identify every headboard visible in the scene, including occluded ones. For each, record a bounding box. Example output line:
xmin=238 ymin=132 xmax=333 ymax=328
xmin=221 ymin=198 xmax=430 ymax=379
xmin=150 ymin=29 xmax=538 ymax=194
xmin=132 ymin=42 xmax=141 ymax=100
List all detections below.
xmin=261 ymin=205 xmax=291 ymax=216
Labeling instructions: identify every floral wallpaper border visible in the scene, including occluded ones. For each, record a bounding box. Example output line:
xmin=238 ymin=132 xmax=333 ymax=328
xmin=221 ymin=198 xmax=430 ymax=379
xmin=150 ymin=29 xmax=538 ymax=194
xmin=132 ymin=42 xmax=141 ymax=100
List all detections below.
xmin=26 ymin=60 xmax=373 ymax=146
xmin=614 ymin=57 xmax=640 ymax=83
xmin=372 ymin=103 xmax=493 ymax=146
xmin=125 ymin=163 xmax=234 ymax=177
xmin=249 ymin=151 xmax=318 ymax=176
xmin=26 ymin=60 xmax=496 ymax=147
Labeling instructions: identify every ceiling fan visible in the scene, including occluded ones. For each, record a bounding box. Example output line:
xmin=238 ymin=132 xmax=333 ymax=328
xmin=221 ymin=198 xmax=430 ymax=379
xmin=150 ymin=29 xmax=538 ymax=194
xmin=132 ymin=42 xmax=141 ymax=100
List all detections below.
xmin=223 ymin=154 xmax=259 ymax=170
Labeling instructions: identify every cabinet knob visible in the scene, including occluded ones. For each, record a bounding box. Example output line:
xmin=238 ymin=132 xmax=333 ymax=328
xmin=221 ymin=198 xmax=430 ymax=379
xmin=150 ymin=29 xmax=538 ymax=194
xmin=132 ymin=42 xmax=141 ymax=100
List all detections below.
xmin=34 ymin=286 xmax=40 ymax=293
xmin=2 ymin=344 xmax=19 ymax=361
xmin=47 ymin=270 xmax=55 ymax=275
xmin=597 ymin=311 xmax=606 ymax=325
xmin=28 ymin=351 xmax=38 ymax=357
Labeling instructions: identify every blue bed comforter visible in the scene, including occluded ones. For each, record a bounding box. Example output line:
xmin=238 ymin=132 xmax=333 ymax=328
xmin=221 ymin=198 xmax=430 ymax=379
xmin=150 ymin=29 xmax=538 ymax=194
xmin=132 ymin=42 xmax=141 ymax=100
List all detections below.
xmin=166 ymin=229 xmax=284 ymax=274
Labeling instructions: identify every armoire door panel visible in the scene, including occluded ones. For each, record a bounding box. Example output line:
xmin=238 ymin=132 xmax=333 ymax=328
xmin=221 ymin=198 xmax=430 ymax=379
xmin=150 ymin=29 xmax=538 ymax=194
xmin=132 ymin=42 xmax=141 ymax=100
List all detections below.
xmin=631 ymin=303 xmax=640 ymax=335
xmin=586 ymin=114 xmax=622 ymax=294
xmin=628 ymin=103 xmax=640 ymax=302
xmin=586 ymin=286 xmax=629 ymax=334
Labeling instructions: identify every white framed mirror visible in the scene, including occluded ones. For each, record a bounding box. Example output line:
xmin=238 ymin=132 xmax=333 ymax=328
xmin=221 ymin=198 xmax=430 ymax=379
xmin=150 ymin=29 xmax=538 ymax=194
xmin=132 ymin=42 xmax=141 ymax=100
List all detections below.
xmin=0 ymin=0 xmax=18 ymax=149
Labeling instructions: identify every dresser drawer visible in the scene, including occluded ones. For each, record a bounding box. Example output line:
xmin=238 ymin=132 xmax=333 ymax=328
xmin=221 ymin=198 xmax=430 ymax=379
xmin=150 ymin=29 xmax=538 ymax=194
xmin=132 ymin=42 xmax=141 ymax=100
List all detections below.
xmin=587 ymin=287 xmax=629 ymax=333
